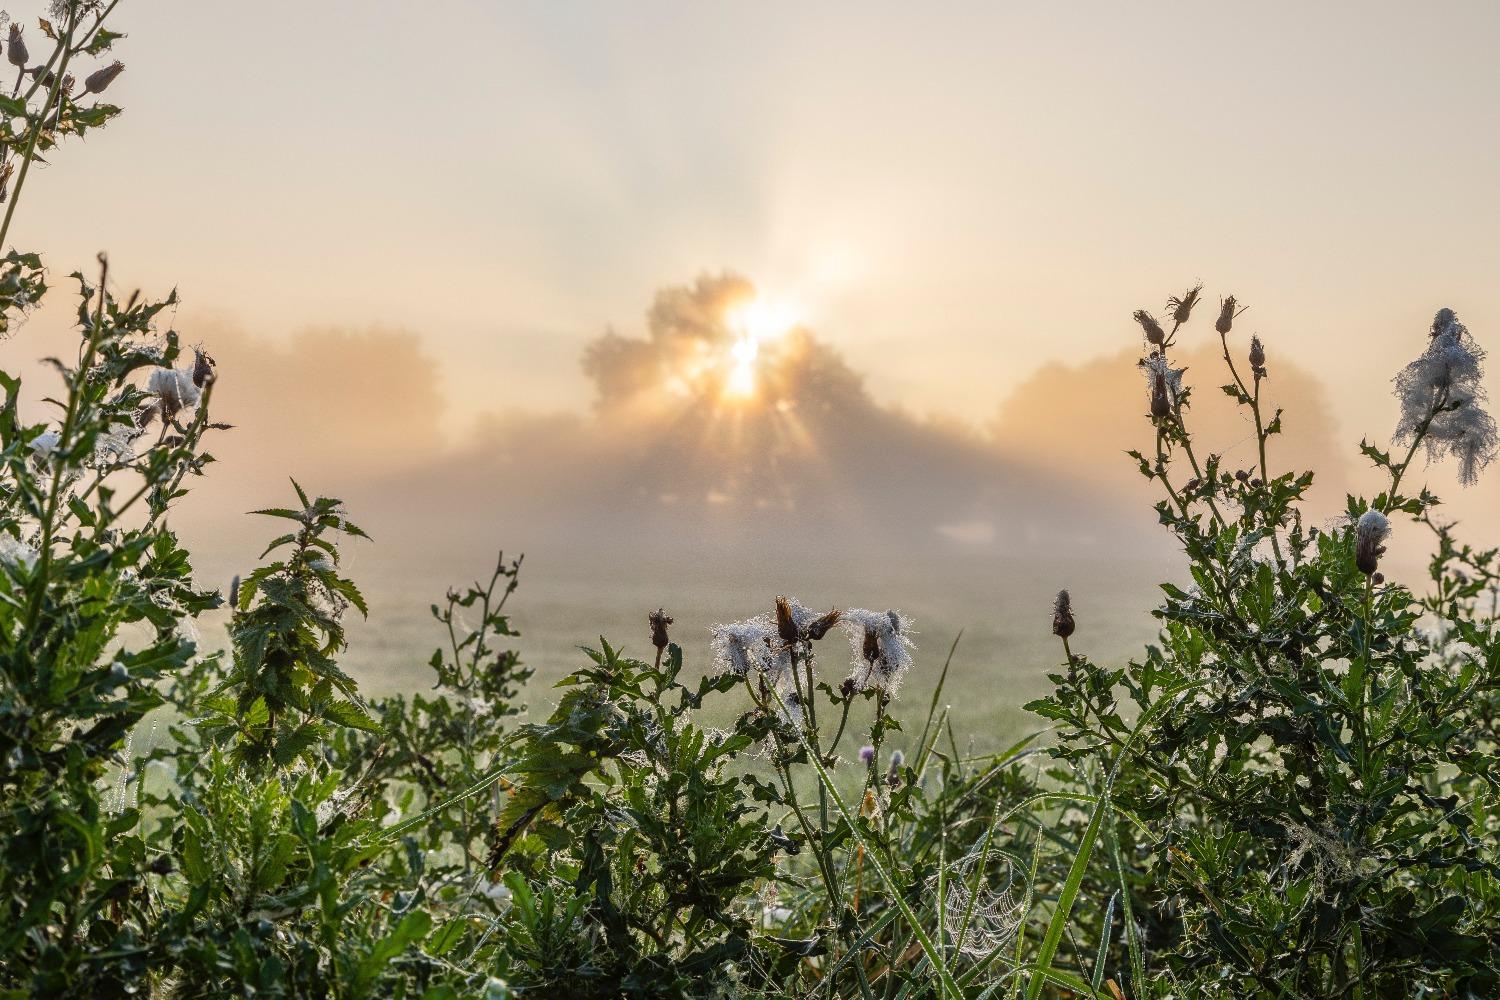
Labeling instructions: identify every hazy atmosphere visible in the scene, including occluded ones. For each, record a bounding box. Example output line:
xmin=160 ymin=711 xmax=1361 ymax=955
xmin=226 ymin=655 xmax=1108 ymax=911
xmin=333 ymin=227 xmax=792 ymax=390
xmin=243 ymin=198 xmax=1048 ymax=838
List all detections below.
xmin=13 ymin=2 xmax=1500 ymax=731
xmin=7 ymin=3 xmax=1500 ymax=995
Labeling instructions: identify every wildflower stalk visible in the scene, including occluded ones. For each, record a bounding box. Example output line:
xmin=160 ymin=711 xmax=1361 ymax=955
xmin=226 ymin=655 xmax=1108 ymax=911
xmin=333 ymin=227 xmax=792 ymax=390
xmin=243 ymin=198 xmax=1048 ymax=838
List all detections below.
xmin=770 ymin=684 xmax=965 ymax=1000
xmin=1383 ymin=385 xmax=1449 ymax=510
xmin=25 ymin=253 xmax=108 ymax=633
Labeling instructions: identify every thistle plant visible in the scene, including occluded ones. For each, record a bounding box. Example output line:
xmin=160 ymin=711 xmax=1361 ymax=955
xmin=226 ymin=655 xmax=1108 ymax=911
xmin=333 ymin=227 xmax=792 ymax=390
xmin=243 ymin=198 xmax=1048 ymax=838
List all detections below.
xmin=1030 ymin=292 xmax=1500 ymax=997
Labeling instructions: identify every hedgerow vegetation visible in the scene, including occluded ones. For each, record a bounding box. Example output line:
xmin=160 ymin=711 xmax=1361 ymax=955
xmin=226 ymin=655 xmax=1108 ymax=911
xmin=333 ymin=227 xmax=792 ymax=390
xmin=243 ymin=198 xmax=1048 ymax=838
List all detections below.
xmin=2 ymin=4 xmax=1498 ymax=998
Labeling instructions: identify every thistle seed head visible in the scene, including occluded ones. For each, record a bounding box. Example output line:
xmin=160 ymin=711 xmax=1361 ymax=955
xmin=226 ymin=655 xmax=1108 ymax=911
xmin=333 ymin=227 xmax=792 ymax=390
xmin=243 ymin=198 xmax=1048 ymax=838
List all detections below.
xmin=840 ymin=608 xmax=915 ymax=695
xmin=1355 ymin=509 xmax=1390 ymax=576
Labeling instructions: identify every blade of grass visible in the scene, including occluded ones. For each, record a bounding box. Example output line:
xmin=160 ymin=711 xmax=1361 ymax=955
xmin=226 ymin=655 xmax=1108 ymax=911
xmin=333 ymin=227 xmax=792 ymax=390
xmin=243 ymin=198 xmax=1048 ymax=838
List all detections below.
xmin=376 ymin=756 xmax=518 ymax=845
xmin=914 ymin=630 xmax=962 ymax=773
xmin=1105 ymin=800 xmax=1146 ymax=993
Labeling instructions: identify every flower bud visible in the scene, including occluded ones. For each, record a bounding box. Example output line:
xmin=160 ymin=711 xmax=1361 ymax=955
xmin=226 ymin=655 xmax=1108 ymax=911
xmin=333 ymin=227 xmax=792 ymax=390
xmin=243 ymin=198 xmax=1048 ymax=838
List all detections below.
xmin=1355 ymin=509 xmax=1390 ymax=576
xmin=648 ymin=608 xmax=673 ymax=651
xmin=192 ymin=347 xmax=216 ymax=388
xmin=806 ymin=608 xmax=840 ymax=641
xmin=775 ymin=596 xmax=798 ymax=644
xmin=1249 ymin=335 xmax=1266 ymax=370
xmin=886 ymin=750 xmax=905 ymax=787
xmin=7 ymin=25 xmax=27 ymax=70
xmin=858 ymin=745 xmax=875 ymax=764
xmin=1169 ymin=283 xmax=1203 ymax=326
xmin=1216 ymin=295 xmax=1237 ymax=335
xmin=1133 ymin=309 xmax=1165 ymax=346
xmin=1150 ymin=370 xmax=1171 ymax=419
xmin=83 ymin=61 xmax=124 ymax=96
xmin=1052 ymin=589 xmax=1075 ymax=639
xmin=1371 ymin=572 xmax=1385 ymax=585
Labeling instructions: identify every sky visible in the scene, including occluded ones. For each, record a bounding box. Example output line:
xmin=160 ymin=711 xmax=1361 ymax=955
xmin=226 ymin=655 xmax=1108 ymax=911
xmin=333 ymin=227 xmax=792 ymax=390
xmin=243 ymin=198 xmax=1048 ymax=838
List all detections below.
xmin=7 ymin=1 xmax=1500 ymax=707
xmin=19 ymin=0 xmax=1500 ymax=438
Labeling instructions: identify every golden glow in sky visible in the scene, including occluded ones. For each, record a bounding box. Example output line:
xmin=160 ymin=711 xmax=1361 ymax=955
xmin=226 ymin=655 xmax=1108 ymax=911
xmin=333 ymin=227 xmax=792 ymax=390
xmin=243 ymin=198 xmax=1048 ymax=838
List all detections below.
xmin=723 ymin=296 xmax=800 ymax=400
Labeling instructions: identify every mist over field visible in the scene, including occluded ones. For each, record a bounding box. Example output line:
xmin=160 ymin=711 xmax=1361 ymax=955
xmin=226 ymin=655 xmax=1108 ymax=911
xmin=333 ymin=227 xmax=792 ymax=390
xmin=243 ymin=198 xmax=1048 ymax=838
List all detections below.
xmin=18 ymin=271 xmax=1468 ymax=743
xmin=10 ymin=3 xmax=1500 ymax=994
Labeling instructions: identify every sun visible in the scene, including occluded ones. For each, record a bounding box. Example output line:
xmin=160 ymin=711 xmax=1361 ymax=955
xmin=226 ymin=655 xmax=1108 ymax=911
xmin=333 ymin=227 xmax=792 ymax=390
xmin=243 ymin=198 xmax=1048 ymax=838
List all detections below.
xmin=720 ymin=295 xmax=801 ymax=401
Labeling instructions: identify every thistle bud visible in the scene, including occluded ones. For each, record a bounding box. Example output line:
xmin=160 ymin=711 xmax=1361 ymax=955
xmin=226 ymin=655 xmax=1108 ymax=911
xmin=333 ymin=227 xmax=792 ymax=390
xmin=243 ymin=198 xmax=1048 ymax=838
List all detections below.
xmin=775 ymin=596 xmax=798 ymax=644
xmin=807 ymin=608 xmax=840 ymax=641
xmin=1371 ymin=572 xmax=1385 ymax=585
xmin=1249 ymin=335 xmax=1266 ymax=370
xmin=83 ymin=61 xmax=124 ymax=96
xmin=192 ymin=347 xmax=216 ymax=388
xmin=858 ymin=745 xmax=875 ymax=765
xmin=886 ymin=750 xmax=905 ymax=787
xmin=1052 ymin=589 xmax=1075 ymax=639
xmin=648 ymin=608 xmax=673 ymax=651
xmin=1133 ymin=309 xmax=1165 ymax=346
xmin=1355 ymin=510 xmax=1390 ymax=576
xmin=7 ymin=25 xmax=26 ymax=70
xmin=1168 ymin=283 xmax=1203 ymax=326
xmin=1216 ymin=295 xmax=1237 ymax=335
xmin=1235 ymin=469 xmax=1250 ymax=483
xmin=1150 ymin=369 xmax=1171 ymax=420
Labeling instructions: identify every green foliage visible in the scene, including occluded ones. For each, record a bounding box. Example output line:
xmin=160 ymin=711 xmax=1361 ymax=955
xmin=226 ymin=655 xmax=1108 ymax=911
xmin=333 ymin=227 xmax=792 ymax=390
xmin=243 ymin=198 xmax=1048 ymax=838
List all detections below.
xmin=202 ymin=484 xmax=375 ymax=769
xmin=1030 ymin=289 xmax=1500 ymax=997
xmin=2 ymin=8 xmax=1499 ymax=999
